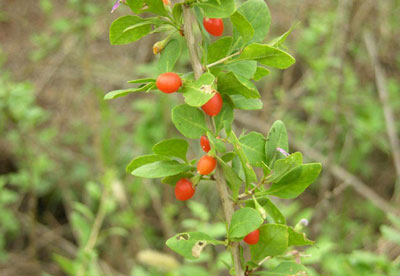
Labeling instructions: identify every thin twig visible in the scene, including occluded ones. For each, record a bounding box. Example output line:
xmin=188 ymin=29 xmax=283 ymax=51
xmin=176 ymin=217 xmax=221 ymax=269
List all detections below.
xmin=182 ymin=5 xmax=244 ymax=276
xmin=364 ymin=32 xmax=400 ymax=203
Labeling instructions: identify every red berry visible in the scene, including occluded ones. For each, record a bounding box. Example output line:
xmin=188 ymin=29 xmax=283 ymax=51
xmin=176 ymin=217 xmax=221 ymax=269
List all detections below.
xmin=197 ymin=155 xmax=217 ymax=175
xmin=203 ymin=18 xmax=224 ymax=36
xmin=202 ymin=92 xmax=223 ymax=116
xmin=162 ymin=0 xmax=170 ymax=5
xmin=244 ymin=229 xmax=260 ymax=245
xmin=156 ymin=72 xmax=182 ymax=93
xmin=175 ymin=178 xmax=195 ymax=201
xmin=200 ymin=135 xmax=211 ymax=153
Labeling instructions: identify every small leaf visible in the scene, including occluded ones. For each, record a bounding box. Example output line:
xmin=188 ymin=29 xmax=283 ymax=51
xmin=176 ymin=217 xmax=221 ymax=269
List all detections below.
xmin=239 ymin=131 xmax=266 ymax=166
xmin=126 ymin=0 xmax=144 ymax=14
xmin=206 ymin=132 xmax=226 ymax=153
xmin=207 ymin=37 xmax=233 ymax=64
xmin=221 ymin=152 xmax=235 ymax=162
xmin=253 ymin=66 xmax=270 ymax=81
xmin=230 ymin=131 xmax=258 ymax=189
xmin=250 ymin=224 xmax=288 ymax=262
xmin=152 ymin=138 xmax=188 ymax=161
xmin=262 ymin=163 xmax=322 ymax=199
xmin=127 ymin=78 xmax=156 ymax=84
xmin=172 ymin=3 xmax=183 ymax=25
xmin=131 ymin=160 xmax=192 ymax=178
xmin=246 ymin=197 xmax=286 ymax=225
xmin=288 ymin=227 xmax=314 ymax=246
xmin=218 ymin=71 xmax=260 ymax=99
xmin=230 ymin=10 xmax=254 ymax=44
xmin=268 ymin=23 xmax=299 ymax=48
xmin=104 ymin=83 xmax=155 ymax=100
xmin=142 ymin=0 xmax=168 ymax=16
xmin=239 ymin=43 xmax=295 ymax=69
xmin=172 ymin=104 xmax=208 ymax=139
xmin=157 ymin=38 xmax=182 ymax=74
xmin=229 ymin=207 xmax=263 ymax=240
xmin=161 ymin=172 xmax=194 ymax=186
xmin=256 ymin=261 xmax=308 ymax=276
xmin=224 ymin=60 xmax=257 ymax=79
xmin=265 ymin=120 xmax=289 ymax=167
xmin=230 ymin=95 xmax=263 ymax=110
xmin=166 ymin=232 xmax=220 ymax=260
xmin=235 ymin=0 xmax=271 ymax=44
xmin=214 ymin=100 xmax=234 ymax=134
xmin=216 ymin=157 xmax=242 ymax=200
xmin=182 ymin=73 xmax=215 ymax=107
xmin=110 ymin=15 xmax=152 ymax=45
xmin=196 ymin=0 xmax=235 ymax=18
xmin=126 ymin=154 xmax=169 ymax=173
xmin=270 ymin=152 xmax=303 ymax=182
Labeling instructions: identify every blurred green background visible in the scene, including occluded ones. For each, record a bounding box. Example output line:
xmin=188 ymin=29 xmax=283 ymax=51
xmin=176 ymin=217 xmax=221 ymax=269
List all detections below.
xmin=1 ymin=0 xmax=400 ymax=275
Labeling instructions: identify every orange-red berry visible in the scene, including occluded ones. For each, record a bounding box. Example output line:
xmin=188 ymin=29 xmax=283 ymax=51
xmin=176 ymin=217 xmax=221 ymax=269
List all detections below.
xmin=200 ymin=135 xmax=211 ymax=153
xmin=202 ymin=93 xmax=223 ymax=116
xmin=156 ymin=72 xmax=182 ymax=93
xmin=203 ymin=18 xmax=224 ymax=36
xmin=175 ymin=178 xmax=195 ymax=201
xmin=244 ymin=229 xmax=260 ymax=245
xmin=197 ymin=155 xmax=217 ymax=175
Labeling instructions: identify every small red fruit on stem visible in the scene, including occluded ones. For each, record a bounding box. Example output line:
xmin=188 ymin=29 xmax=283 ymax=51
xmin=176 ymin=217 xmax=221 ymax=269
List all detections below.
xmin=175 ymin=178 xmax=195 ymax=201
xmin=202 ymin=92 xmax=223 ymax=116
xmin=197 ymin=155 xmax=217 ymax=175
xmin=156 ymin=72 xmax=182 ymax=93
xmin=200 ymin=135 xmax=211 ymax=153
xmin=162 ymin=0 xmax=170 ymax=5
xmin=244 ymin=229 xmax=260 ymax=245
xmin=203 ymin=18 xmax=224 ymax=36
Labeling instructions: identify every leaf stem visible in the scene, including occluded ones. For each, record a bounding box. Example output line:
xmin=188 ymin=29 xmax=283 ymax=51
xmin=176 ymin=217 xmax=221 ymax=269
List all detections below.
xmin=182 ymin=6 xmax=244 ymax=276
xmin=206 ymin=51 xmax=242 ymax=69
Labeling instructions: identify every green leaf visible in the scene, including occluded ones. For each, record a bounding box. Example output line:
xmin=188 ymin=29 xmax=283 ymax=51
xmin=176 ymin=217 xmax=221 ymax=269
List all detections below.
xmin=288 ymin=227 xmax=314 ymax=246
xmin=230 ymin=11 xmax=254 ymax=44
xmin=214 ymin=100 xmax=234 ymax=134
xmin=166 ymin=232 xmax=220 ymax=260
xmin=246 ymin=197 xmax=286 ymax=225
xmin=131 ymin=160 xmax=192 ymax=178
xmin=250 ymin=224 xmax=288 ymax=262
xmin=231 ymin=132 xmax=258 ymax=189
xmin=224 ymin=60 xmax=257 ymax=79
xmin=265 ymin=120 xmax=289 ymax=166
xmin=230 ymin=95 xmax=263 ymax=110
xmin=270 ymin=152 xmax=303 ymax=182
xmin=206 ymin=132 xmax=226 ymax=153
xmin=268 ymin=23 xmax=298 ymax=48
xmin=229 ymin=207 xmax=263 ymax=240
xmin=207 ymin=37 xmax=233 ymax=64
xmin=127 ymin=78 xmax=156 ymax=84
xmin=253 ymin=66 xmax=270 ymax=81
xmin=182 ymin=73 xmax=216 ymax=107
xmin=239 ymin=132 xmax=266 ymax=167
xmin=110 ymin=15 xmax=152 ymax=45
xmin=172 ymin=3 xmax=183 ymax=25
xmin=236 ymin=0 xmax=271 ymax=44
xmin=221 ymin=152 xmax=235 ymax=162
xmin=196 ymin=0 xmax=235 ymax=18
xmin=104 ymin=83 xmax=155 ymax=100
xmin=172 ymin=104 xmax=208 ymax=139
xmin=143 ymin=0 xmax=168 ymax=16
xmin=256 ymin=261 xmax=308 ymax=276
xmin=262 ymin=163 xmax=322 ymax=199
xmin=157 ymin=38 xmax=182 ymax=74
xmin=162 ymin=172 xmax=194 ymax=186
xmin=152 ymin=138 xmax=188 ymax=161
xmin=218 ymin=71 xmax=260 ymax=99
xmin=126 ymin=0 xmax=144 ymax=14
xmin=126 ymin=154 xmax=169 ymax=173
xmin=216 ymin=157 xmax=242 ymax=200
xmin=239 ymin=43 xmax=295 ymax=69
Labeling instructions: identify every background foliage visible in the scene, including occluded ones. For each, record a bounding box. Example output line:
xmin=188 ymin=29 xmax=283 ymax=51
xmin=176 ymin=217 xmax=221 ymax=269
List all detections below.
xmin=0 ymin=0 xmax=399 ymax=275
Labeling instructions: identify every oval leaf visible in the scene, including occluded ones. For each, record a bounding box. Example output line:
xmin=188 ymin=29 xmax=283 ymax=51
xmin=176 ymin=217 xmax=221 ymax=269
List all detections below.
xmin=250 ymin=224 xmax=288 ymax=262
xmin=110 ymin=15 xmax=152 ymax=45
xmin=152 ymin=138 xmax=188 ymax=161
xmin=131 ymin=160 xmax=192 ymax=178
xmin=172 ymin=104 xmax=208 ymax=139
xmin=229 ymin=207 xmax=263 ymax=239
